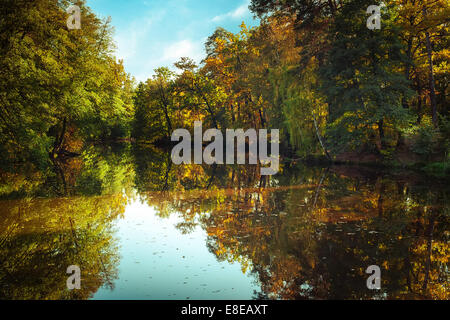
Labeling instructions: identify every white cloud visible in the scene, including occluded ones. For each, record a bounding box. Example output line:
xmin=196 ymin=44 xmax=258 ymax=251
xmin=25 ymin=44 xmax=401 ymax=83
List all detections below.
xmin=131 ymin=39 xmax=205 ymax=82
xmin=212 ymin=0 xmax=250 ymax=22
xmin=113 ymin=9 xmax=166 ymax=61
xmin=162 ymin=39 xmax=203 ymax=62
xmin=105 ymin=0 xmax=256 ymax=83
xmin=230 ymin=4 xmax=248 ymax=18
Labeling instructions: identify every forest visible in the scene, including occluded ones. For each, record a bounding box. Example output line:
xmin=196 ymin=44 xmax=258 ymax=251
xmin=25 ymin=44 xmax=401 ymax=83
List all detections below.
xmin=0 ymin=0 xmax=449 ymax=173
xmin=0 ymin=144 xmax=448 ymax=299
xmin=0 ymin=0 xmax=449 ymax=300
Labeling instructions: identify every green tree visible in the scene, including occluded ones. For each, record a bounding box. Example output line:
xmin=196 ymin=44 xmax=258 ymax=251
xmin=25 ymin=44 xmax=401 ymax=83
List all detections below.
xmin=0 ymin=0 xmax=133 ymax=165
xmin=320 ymin=0 xmax=414 ymax=154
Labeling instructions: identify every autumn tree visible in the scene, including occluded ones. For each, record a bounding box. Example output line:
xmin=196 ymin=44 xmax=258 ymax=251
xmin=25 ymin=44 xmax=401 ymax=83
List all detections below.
xmin=0 ymin=0 xmax=134 ymax=165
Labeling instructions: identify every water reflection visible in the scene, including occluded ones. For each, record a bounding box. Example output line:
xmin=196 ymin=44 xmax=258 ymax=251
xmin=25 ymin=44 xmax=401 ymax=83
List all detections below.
xmin=0 ymin=145 xmax=448 ymax=299
xmin=0 ymin=194 xmax=124 ymax=299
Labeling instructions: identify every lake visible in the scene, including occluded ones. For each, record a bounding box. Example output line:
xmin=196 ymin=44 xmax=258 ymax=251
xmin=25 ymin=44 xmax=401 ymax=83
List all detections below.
xmin=0 ymin=144 xmax=448 ymax=300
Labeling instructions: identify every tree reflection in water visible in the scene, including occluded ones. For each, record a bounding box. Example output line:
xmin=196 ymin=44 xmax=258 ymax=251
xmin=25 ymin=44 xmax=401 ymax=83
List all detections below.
xmin=0 ymin=144 xmax=448 ymax=299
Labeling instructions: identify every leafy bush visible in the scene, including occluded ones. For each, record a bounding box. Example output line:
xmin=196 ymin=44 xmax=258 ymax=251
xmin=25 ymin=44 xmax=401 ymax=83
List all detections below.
xmin=406 ymin=116 xmax=440 ymax=156
xmin=423 ymin=161 xmax=450 ymax=177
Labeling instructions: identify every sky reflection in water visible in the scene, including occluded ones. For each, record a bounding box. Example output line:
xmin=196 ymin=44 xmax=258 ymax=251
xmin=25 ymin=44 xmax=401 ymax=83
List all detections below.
xmin=93 ymin=200 xmax=260 ymax=300
xmin=0 ymin=146 xmax=448 ymax=300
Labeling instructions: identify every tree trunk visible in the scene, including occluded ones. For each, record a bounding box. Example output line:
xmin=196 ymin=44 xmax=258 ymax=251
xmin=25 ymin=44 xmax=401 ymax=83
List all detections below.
xmin=414 ymin=70 xmax=423 ymax=124
xmin=402 ymin=37 xmax=413 ymax=109
xmin=196 ymin=84 xmax=218 ymax=129
xmin=158 ymin=83 xmax=173 ymax=138
xmin=423 ymin=9 xmax=438 ymax=127
xmin=377 ymin=181 xmax=385 ymax=218
xmin=162 ymin=105 xmax=172 ymax=138
xmin=422 ymin=212 xmax=435 ymax=291
xmin=52 ymin=117 xmax=67 ymax=157
xmin=378 ymin=119 xmax=386 ymax=151
xmin=312 ymin=112 xmax=331 ymax=160
xmin=258 ymin=108 xmax=265 ymax=127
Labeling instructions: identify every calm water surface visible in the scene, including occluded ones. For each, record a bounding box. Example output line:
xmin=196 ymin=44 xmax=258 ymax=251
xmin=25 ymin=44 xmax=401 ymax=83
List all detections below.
xmin=0 ymin=145 xmax=448 ymax=300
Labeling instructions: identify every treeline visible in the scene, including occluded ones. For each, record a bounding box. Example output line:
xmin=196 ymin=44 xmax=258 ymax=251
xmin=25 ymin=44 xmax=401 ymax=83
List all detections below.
xmin=133 ymin=0 xmax=449 ymax=171
xmin=0 ymin=0 xmax=448 ymax=171
xmin=0 ymin=0 xmax=134 ymax=167
xmin=1 ymin=143 xmax=447 ymax=298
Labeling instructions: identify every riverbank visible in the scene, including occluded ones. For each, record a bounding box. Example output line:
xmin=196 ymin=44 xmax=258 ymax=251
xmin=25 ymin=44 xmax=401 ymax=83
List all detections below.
xmin=286 ymin=152 xmax=450 ymax=178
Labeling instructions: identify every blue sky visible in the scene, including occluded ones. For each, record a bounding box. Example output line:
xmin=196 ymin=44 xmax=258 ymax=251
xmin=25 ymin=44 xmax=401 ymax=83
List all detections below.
xmin=86 ymin=0 xmax=259 ymax=82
